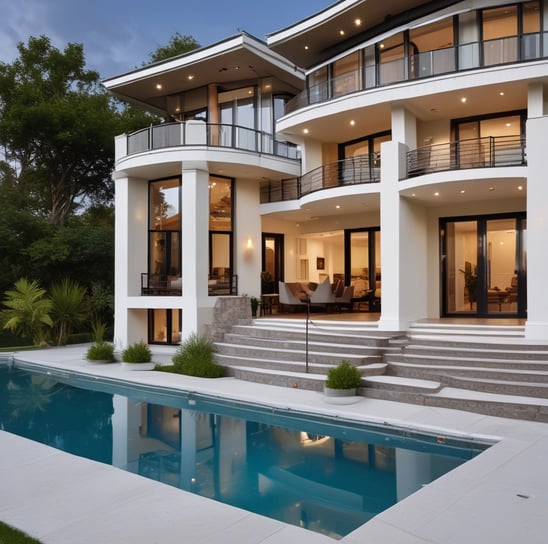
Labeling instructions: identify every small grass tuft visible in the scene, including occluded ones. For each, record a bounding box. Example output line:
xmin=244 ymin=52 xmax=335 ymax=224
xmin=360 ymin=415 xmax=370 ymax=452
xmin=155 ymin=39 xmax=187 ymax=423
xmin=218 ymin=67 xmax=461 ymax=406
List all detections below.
xmin=122 ymin=341 xmax=152 ymax=363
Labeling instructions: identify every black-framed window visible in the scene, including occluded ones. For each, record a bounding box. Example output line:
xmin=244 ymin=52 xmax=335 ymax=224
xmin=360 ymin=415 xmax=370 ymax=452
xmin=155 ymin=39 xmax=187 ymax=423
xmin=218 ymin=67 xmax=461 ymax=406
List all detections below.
xmin=148 ymin=309 xmax=182 ymax=345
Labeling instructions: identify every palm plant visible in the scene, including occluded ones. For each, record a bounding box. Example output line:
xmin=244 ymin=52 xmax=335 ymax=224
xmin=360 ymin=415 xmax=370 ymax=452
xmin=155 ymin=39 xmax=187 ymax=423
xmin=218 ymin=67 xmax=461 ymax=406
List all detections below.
xmin=0 ymin=278 xmax=53 ymax=346
xmin=49 ymin=278 xmax=90 ymax=345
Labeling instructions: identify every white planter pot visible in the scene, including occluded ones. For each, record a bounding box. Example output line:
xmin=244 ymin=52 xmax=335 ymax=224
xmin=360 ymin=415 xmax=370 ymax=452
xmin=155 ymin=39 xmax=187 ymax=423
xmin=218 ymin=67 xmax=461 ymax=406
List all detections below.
xmin=121 ymin=362 xmax=155 ymax=371
xmin=323 ymin=386 xmax=361 ymax=405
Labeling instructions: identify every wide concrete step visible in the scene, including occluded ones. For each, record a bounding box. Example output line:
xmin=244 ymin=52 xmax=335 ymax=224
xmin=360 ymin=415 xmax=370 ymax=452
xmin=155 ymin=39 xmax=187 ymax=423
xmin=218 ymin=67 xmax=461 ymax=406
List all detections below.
xmin=385 ymin=352 xmax=548 ymax=370
xmin=408 ymin=323 xmax=525 ymax=339
xmin=363 ymin=375 xmax=443 ymax=394
xmin=441 ymin=374 xmax=548 ymax=398
xmin=230 ymin=323 xmax=394 ymax=347
xmin=397 ymin=344 xmax=548 ymax=362
xmin=388 ymin=361 xmax=548 ymax=384
xmin=216 ymin=352 xmax=386 ymax=376
xmin=222 ymin=333 xmax=384 ymax=356
xmin=216 ymin=342 xmax=383 ymax=365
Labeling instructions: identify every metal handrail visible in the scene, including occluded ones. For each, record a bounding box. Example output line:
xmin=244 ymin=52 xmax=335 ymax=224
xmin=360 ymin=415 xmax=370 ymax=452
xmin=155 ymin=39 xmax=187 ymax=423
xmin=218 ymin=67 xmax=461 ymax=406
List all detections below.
xmin=260 ymin=153 xmax=379 ymax=204
xmin=286 ymin=32 xmax=546 ymax=114
xmin=406 ymin=135 xmax=526 ymax=178
xmin=126 ymin=122 xmax=300 ymax=160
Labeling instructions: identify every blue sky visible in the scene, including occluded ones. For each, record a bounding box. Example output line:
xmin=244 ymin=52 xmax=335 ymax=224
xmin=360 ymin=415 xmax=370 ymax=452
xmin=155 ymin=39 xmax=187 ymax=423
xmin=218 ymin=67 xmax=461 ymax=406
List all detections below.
xmin=0 ymin=0 xmax=333 ymax=79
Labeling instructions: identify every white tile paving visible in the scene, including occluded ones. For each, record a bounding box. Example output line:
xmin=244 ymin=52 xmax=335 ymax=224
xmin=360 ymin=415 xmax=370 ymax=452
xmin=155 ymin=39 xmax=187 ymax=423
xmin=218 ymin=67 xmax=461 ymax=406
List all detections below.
xmin=2 ymin=345 xmax=548 ymax=543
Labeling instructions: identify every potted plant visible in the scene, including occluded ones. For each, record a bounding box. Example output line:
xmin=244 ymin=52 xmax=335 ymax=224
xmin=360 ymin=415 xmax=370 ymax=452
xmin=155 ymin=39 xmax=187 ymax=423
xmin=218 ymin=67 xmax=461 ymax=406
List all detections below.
xmin=324 ymin=360 xmax=362 ymax=400
xmin=121 ymin=341 xmax=154 ymax=370
xmin=250 ymin=296 xmax=260 ymax=318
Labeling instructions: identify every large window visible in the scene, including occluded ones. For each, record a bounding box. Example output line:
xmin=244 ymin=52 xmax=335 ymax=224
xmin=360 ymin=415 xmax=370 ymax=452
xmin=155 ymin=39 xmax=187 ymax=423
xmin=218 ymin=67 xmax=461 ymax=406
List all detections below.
xmin=148 ymin=309 xmax=181 ymax=345
xmin=148 ymin=178 xmax=181 ymax=294
xmin=333 ymin=52 xmax=361 ymax=97
xmin=209 ymin=176 xmax=234 ymax=295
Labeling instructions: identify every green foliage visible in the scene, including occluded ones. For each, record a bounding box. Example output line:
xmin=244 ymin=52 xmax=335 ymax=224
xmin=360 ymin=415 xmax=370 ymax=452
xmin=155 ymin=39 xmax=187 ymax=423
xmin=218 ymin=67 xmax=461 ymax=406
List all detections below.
xmin=86 ymin=342 xmax=115 ymax=362
xmin=171 ymin=333 xmax=224 ymax=378
xmin=146 ymin=33 xmax=200 ymax=64
xmin=122 ymin=341 xmax=152 ymax=363
xmin=0 ymin=279 xmax=53 ymax=346
xmin=326 ymin=360 xmax=362 ymax=390
xmin=49 ymin=278 xmax=90 ymax=345
xmin=0 ymin=520 xmax=43 ymax=543
xmin=91 ymin=320 xmax=107 ymax=344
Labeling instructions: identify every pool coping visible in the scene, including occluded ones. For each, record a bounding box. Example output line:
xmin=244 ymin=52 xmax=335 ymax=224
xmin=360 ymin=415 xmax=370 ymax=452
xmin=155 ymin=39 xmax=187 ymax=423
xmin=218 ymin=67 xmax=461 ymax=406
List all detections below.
xmin=2 ymin=345 xmax=548 ymax=543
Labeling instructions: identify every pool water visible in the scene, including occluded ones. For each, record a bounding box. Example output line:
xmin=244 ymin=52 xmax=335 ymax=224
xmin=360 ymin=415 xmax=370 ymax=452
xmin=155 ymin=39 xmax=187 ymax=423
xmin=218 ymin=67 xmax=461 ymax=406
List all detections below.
xmin=0 ymin=363 xmax=490 ymax=539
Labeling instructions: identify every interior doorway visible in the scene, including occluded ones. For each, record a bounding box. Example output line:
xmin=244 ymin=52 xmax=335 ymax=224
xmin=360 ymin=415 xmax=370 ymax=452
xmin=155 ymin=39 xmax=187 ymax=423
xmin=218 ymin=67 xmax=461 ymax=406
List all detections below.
xmin=262 ymin=233 xmax=284 ymax=294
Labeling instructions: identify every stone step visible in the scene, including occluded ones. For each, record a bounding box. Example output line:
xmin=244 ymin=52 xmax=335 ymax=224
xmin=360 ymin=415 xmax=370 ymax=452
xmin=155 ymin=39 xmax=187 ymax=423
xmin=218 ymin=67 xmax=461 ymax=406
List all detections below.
xmin=216 ymin=352 xmax=386 ymax=376
xmin=408 ymin=323 xmax=525 ymax=338
xmin=230 ymin=323 xmax=394 ymax=347
xmin=363 ymin=375 xmax=443 ymax=394
xmin=398 ymin=344 xmax=548 ymax=361
xmin=225 ymin=366 xmax=327 ymax=391
xmin=385 ymin=352 xmax=548 ymax=370
xmin=441 ymin=374 xmax=548 ymax=398
xmin=222 ymin=333 xmax=385 ymax=356
xmin=216 ymin=342 xmax=383 ymax=366
xmin=388 ymin=361 xmax=548 ymax=383
xmin=362 ymin=385 xmax=548 ymax=422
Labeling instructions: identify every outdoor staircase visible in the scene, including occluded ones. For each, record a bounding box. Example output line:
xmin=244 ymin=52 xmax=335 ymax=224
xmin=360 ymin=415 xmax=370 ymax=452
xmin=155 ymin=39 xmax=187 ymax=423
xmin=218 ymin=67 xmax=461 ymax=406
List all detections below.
xmin=365 ymin=321 xmax=548 ymax=422
xmin=215 ymin=318 xmax=548 ymax=422
xmin=215 ymin=317 xmax=400 ymax=391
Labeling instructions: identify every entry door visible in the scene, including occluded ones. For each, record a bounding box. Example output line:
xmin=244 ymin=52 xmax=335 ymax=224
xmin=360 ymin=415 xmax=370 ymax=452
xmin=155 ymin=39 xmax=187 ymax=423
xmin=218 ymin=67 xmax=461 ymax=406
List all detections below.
xmin=262 ymin=233 xmax=284 ymax=294
xmin=441 ymin=214 xmax=526 ymax=317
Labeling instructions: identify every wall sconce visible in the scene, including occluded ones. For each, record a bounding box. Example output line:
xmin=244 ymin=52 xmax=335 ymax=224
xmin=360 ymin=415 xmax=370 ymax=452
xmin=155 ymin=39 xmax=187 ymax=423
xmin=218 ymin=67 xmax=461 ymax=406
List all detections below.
xmin=246 ymin=238 xmax=253 ymax=251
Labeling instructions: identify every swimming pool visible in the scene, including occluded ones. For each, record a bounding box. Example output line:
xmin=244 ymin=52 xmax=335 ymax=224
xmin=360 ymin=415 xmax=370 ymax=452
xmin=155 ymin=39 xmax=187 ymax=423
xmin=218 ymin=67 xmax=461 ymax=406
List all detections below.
xmin=0 ymin=360 xmax=491 ymax=539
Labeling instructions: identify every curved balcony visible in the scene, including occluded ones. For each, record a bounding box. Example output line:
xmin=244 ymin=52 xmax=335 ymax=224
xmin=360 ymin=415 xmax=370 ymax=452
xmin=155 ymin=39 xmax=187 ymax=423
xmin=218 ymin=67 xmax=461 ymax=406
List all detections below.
xmin=118 ymin=121 xmax=300 ymax=161
xmin=286 ymin=32 xmax=547 ymax=114
xmin=260 ymin=154 xmax=379 ymax=203
xmin=405 ymin=135 xmax=526 ymax=179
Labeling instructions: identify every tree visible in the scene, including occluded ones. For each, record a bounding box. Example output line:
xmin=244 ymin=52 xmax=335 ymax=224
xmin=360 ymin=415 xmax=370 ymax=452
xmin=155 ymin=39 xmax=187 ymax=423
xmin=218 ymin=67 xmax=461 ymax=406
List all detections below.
xmin=49 ymin=278 xmax=90 ymax=345
xmin=146 ymin=32 xmax=200 ymax=64
xmin=0 ymin=279 xmax=53 ymax=345
xmin=0 ymin=36 xmax=120 ymax=225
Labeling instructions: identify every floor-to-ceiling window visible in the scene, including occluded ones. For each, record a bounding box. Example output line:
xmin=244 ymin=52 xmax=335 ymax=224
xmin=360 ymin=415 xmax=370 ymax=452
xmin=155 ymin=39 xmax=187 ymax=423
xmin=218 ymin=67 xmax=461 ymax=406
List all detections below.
xmin=441 ymin=213 xmax=526 ymax=317
xmin=148 ymin=309 xmax=182 ymax=345
xmin=262 ymin=233 xmax=284 ymax=294
xmin=148 ymin=177 xmax=181 ymax=293
xmin=209 ymin=176 xmax=234 ymax=295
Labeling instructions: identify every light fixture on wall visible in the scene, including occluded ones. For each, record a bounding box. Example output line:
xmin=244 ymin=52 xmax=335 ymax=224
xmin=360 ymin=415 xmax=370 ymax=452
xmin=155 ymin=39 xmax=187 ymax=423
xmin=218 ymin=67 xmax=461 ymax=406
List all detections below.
xmin=246 ymin=238 xmax=253 ymax=251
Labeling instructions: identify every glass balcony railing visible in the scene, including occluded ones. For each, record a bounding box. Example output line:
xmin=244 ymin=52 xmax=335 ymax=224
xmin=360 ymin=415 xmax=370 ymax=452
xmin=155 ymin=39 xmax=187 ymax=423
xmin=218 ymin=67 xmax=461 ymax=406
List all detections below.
xmin=123 ymin=121 xmax=300 ymax=161
xmin=260 ymin=153 xmax=380 ymax=203
xmin=406 ymin=135 xmax=526 ymax=178
xmin=286 ymin=32 xmax=547 ymax=114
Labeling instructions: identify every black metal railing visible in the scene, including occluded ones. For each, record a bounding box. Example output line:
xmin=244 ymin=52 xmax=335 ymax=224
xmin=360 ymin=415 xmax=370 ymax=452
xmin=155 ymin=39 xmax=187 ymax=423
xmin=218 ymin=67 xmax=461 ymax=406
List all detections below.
xmin=406 ymin=135 xmax=526 ymax=178
xmin=141 ymin=272 xmax=238 ymax=296
xmin=125 ymin=122 xmax=300 ymax=160
xmin=286 ymin=32 xmax=548 ymax=114
xmin=260 ymin=153 xmax=380 ymax=203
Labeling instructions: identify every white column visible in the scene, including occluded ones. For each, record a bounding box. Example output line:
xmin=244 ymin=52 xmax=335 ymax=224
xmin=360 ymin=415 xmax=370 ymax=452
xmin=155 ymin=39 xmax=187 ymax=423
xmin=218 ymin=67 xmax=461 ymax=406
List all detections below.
xmin=378 ymin=107 xmax=428 ymax=331
xmin=525 ymin=83 xmax=548 ymax=339
xmin=181 ymin=163 xmax=212 ymax=338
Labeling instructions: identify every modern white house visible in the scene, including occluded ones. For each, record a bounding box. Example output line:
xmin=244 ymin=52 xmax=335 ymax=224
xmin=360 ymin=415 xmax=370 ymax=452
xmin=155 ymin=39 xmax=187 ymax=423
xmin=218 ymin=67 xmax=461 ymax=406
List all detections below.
xmin=104 ymin=0 xmax=548 ymax=349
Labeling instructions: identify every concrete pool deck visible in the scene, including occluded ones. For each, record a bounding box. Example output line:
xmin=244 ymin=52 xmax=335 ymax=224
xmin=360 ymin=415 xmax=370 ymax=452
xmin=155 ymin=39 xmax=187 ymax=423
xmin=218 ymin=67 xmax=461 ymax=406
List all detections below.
xmin=1 ymin=345 xmax=548 ymax=543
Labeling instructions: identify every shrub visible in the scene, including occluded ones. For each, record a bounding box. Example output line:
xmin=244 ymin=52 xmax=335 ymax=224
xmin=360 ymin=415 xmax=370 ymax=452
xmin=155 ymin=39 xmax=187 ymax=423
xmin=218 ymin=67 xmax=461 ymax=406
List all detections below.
xmin=171 ymin=333 xmax=224 ymax=378
xmin=325 ymin=360 xmax=362 ymax=390
xmin=122 ymin=341 xmax=152 ymax=363
xmin=86 ymin=342 xmax=115 ymax=362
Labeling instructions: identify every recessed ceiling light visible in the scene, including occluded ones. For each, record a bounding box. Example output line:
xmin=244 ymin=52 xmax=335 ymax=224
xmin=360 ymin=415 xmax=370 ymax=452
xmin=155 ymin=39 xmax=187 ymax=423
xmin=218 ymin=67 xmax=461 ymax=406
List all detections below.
xmin=304 ymin=45 xmax=309 ymax=50
xmin=379 ymin=43 xmax=385 ymax=49
xmin=339 ymin=30 xmax=345 ymax=36
xmin=155 ymin=83 xmax=163 ymax=90
xmin=460 ymin=190 xmax=465 ymax=194
xmin=489 ymin=187 xmax=495 ymax=191
xmin=518 ymin=185 xmax=523 ymax=190
xmin=411 ymin=193 xmax=416 ymax=197
xmin=461 ymin=97 xmax=467 ymax=103
xmin=350 ymin=119 xmax=356 ymax=126
xmin=336 ymin=205 xmax=341 ymax=209
xmin=303 ymin=128 xmax=309 ymax=134
xmin=187 ymin=75 xmax=194 ymax=80
xmin=434 ymin=192 xmax=440 ymax=196
xmin=355 ymin=18 xmax=362 ymax=26
xmin=499 ymin=91 xmax=505 ymax=96
xmin=506 ymin=123 xmax=511 ymax=127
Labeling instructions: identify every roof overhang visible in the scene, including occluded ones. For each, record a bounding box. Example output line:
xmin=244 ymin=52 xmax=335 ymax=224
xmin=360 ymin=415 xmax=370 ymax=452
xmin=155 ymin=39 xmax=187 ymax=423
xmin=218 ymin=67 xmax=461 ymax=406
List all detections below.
xmin=267 ymin=0 xmax=462 ymax=70
xmin=103 ymin=33 xmax=305 ymax=114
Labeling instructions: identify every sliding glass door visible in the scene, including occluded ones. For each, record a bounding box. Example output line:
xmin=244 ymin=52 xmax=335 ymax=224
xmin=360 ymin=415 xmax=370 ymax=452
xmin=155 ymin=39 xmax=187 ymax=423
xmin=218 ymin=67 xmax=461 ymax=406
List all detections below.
xmin=441 ymin=213 xmax=526 ymax=317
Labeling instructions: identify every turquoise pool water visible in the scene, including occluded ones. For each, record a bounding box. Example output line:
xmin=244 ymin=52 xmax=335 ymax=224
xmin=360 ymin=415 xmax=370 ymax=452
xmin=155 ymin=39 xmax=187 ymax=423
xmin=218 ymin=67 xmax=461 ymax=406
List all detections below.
xmin=0 ymin=362 xmax=490 ymax=539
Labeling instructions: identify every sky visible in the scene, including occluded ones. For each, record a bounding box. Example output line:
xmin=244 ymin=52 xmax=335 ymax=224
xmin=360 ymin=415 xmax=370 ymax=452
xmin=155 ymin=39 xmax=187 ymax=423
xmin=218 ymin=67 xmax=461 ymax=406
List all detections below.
xmin=0 ymin=0 xmax=334 ymax=80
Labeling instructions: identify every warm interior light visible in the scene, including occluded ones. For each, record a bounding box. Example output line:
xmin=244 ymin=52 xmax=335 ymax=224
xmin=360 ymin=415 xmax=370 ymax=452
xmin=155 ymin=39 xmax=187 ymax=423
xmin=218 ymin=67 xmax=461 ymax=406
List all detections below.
xmin=246 ymin=238 xmax=253 ymax=250
xmin=339 ymin=30 xmax=345 ymax=36
xmin=350 ymin=119 xmax=356 ymax=126
xmin=188 ymin=75 xmax=194 ymax=80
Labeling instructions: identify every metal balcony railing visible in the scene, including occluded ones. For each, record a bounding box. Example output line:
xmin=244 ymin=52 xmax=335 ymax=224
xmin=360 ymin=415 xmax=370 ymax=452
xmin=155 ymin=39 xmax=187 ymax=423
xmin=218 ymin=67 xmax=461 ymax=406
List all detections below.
xmin=140 ymin=273 xmax=238 ymax=296
xmin=125 ymin=121 xmax=300 ymax=160
xmin=260 ymin=153 xmax=380 ymax=203
xmin=286 ymin=32 xmax=548 ymax=114
xmin=406 ymin=135 xmax=526 ymax=178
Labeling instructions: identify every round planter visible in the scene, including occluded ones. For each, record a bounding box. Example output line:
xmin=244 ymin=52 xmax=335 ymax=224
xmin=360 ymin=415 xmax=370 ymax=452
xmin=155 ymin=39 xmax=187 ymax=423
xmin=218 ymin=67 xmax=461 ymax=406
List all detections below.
xmin=121 ymin=362 xmax=155 ymax=371
xmin=323 ymin=386 xmax=362 ymax=405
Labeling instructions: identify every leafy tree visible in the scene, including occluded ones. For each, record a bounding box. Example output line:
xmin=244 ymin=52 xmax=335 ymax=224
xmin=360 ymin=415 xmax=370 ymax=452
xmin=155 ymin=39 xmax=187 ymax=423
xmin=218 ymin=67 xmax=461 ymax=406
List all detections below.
xmin=49 ymin=278 xmax=90 ymax=345
xmin=0 ymin=279 xmax=53 ymax=345
xmin=146 ymin=32 xmax=200 ymax=64
xmin=0 ymin=36 xmax=120 ymax=225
